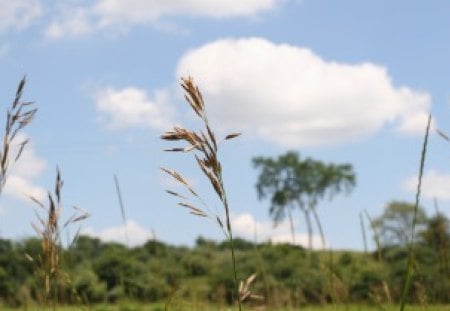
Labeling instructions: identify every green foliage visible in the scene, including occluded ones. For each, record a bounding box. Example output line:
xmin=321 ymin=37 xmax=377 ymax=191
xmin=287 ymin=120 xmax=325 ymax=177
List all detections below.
xmin=72 ymin=264 xmax=107 ymax=303
xmin=0 ymin=232 xmax=448 ymax=307
xmin=373 ymin=201 xmax=428 ymax=247
xmin=253 ymin=151 xmax=356 ymax=248
xmin=1 ymin=303 xmax=450 ymax=310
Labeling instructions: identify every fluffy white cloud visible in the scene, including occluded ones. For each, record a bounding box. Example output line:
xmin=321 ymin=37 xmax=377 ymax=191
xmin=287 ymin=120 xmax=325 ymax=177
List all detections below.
xmin=396 ymin=110 xmax=433 ymax=134
xmin=45 ymin=0 xmax=283 ymax=38
xmin=0 ymin=0 xmax=42 ymax=34
xmin=4 ymin=175 xmax=46 ymax=203
xmin=232 ymin=213 xmax=325 ymax=249
xmin=83 ymin=220 xmax=154 ymax=246
xmin=176 ymin=38 xmax=431 ymax=147
xmin=403 ymin=169 xmax=450 ymax=200
xmin=3 ymin=135 xmax=47 ymax=203
xmin=45 ymin=7 xmax=93 ymax=38
xmin=96 ymin=87 xmax=174 ymax=131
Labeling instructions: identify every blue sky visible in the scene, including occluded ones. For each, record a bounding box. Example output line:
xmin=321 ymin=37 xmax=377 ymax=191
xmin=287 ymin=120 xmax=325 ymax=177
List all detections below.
xmin=0 ymin=0 xmax=449 ymax=250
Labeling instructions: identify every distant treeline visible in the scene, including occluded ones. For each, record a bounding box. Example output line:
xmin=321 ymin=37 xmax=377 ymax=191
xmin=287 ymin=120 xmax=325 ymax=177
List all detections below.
xmin=0 ymin=220 xmax=449 ymax=308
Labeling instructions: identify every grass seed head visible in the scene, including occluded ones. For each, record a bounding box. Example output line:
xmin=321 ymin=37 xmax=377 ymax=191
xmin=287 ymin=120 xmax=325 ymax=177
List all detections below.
xmin=161 ymin=76 xmax=243 ymax=310
xmin=0 ymin=77 xmax=37 ymax=193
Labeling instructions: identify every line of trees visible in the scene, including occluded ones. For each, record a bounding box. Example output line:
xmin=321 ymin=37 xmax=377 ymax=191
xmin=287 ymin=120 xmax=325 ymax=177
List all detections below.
xmin=1 ymin=148 xmax=448 ymax=307
xmin=0 ymin=207 xmax=448 ymax=307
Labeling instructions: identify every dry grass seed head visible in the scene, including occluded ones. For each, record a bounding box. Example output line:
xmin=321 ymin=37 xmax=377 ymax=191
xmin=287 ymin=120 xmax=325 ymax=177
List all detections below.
xmin=225 ymin=133 xmax=242 ymax=140
xmin=178 ymin=202 xmax=207 ymax=217
xmin=161 ymin=167 xmax=198 ymax=197
xmin=239 ymin=273 xmax=263 ymax=302
xmin=161 ymin=76 xmax=244 ymax=310
xmin=30 ymin=168 xmax=89 ymax=296
xmin=165 ymin=189 xmax=188 ymax=200
xmin=0 ymin=77 xmax=37 ymax=192
xmin=181 ymin=77 xmax=205 ymax=118
xmin=161 ymin=76 xmax=242 ymax=221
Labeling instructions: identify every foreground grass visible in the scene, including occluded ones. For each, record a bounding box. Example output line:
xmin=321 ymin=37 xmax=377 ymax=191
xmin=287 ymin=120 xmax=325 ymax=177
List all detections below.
xmin=1 ymin=304 xmax=449 ymax=311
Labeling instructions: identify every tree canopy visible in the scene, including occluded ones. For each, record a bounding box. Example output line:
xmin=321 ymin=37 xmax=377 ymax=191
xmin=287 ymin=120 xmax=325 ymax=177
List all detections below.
xmin=253 ymin=151 xmax=356 ymax=249
xmin=373 ymin=201 xmax=428 ymax=247
xmin=0 ymin=231 xmax=448 ymax=307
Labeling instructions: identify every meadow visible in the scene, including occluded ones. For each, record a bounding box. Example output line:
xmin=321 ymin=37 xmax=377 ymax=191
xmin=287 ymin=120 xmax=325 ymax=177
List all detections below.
xmin=0 ymin=78 xmax=448 ymax=310
xmin=1 ymin=304 xmax=450 ymax=311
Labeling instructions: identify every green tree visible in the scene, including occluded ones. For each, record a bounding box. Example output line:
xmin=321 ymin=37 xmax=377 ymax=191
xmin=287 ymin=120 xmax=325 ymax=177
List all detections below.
xmin=420 ymin=213 xmax=450 ymax=274
xmin=373 ymin=201 xmax=428 ymax=247
xmin=420 ymin=213 xmax=450 ymax=250
xmin=72 ymin=264 xmax=107 ymax=303
xmin=72 ymin=235 xmax=102 ymax=260
xmin=253 ymin=151 xmax=355 ymax=249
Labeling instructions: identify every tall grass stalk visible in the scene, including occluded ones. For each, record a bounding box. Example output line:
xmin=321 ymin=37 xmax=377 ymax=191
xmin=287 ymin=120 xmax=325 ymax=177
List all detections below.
xmin=161 ymin=77 xmax=243 ymax=310
xmin=399 ymin=114 xmax=431 ymax=311
xmin=29 ymin=168 xmax=89 ymax=308
xmin=0 ymin=77 xmax=37 ymax=194
xmin=359 ymin=212 xmax=368 ymax=254
xmin=364 ymin=210 xmax=382 ymax=262
xmin=113 ymin=174 xmax=129 ymax=247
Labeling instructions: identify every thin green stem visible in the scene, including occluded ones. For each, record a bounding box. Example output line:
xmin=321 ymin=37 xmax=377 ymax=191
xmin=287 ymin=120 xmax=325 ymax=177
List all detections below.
xmin=365 ymin=210 xmax=382 ymax=262
xmin=221 ymin=179 xmax=242 ymax=311
xmin=400 ymin=114 xmax=431 ymax=311
xmin=208 ymin=108 xmax=242 ymax=310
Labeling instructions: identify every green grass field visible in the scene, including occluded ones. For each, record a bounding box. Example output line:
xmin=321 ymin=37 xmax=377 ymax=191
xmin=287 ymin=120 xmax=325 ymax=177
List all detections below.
xmin=1 ymin=304 xmax=449 ymax=311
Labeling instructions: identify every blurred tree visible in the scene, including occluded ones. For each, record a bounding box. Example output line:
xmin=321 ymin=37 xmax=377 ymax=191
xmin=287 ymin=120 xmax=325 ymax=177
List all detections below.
xmin=253 ymin=151 xmax=355 ymax=249
xmin=373 ymin=201 xmax=428 ymax=247
xmin=0 ymin=233 xmax=449 ymax=305
xmin=420 ymin=213 xmax=450 ymax=252
xmin=93 ymin=245 xmax=135 ymax=291
xmin=420 ymin=213 xmax=450 ymax=275
xmin=72 ymin=235 xmax=102 ymax=260
xmin=72 ymin=264 xmax=107 ymax=303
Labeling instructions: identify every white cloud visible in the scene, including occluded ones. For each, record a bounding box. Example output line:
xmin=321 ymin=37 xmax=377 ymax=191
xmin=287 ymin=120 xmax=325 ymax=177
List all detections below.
xmin=0 ymin=0 xmax=42 ymax=34
xmin=176 ymin=38 xmax=431 ymax=147
xmin=403 ymin=169 xmax=450 ymax=200
xmin=45 ymin=7 xmax=93 ymax=38
xmin=232 ymin=213 xmax=325 ymax=249
xmin=82 ymin=220 xmax=154 ymax=246
xmin=4 ymin=175 xmax=46 ymax=203
xmin=45 ymin=0 xmax=283 ymax=39
xmin=3 ymin=135 xmax=47 ymax=203
xmin=95 ymin=87 xmax=174 ymax=131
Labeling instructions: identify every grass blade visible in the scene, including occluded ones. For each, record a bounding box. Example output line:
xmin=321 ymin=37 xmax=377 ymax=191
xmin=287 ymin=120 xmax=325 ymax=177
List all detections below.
xmin=114 ymin=174 xmax=129 ymax=247
xmin=400 ymin=114 xmax=431 ymax=311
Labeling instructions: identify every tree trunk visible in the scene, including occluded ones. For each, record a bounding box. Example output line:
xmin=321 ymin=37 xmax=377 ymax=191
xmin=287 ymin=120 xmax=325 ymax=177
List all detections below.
xmin=304 ymin=208 xmax=313 ymax=251
xmin=312 ymin=206 xmax=326 ymax=249
xmin=287 ymin=207 xmax=296 ymax=245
